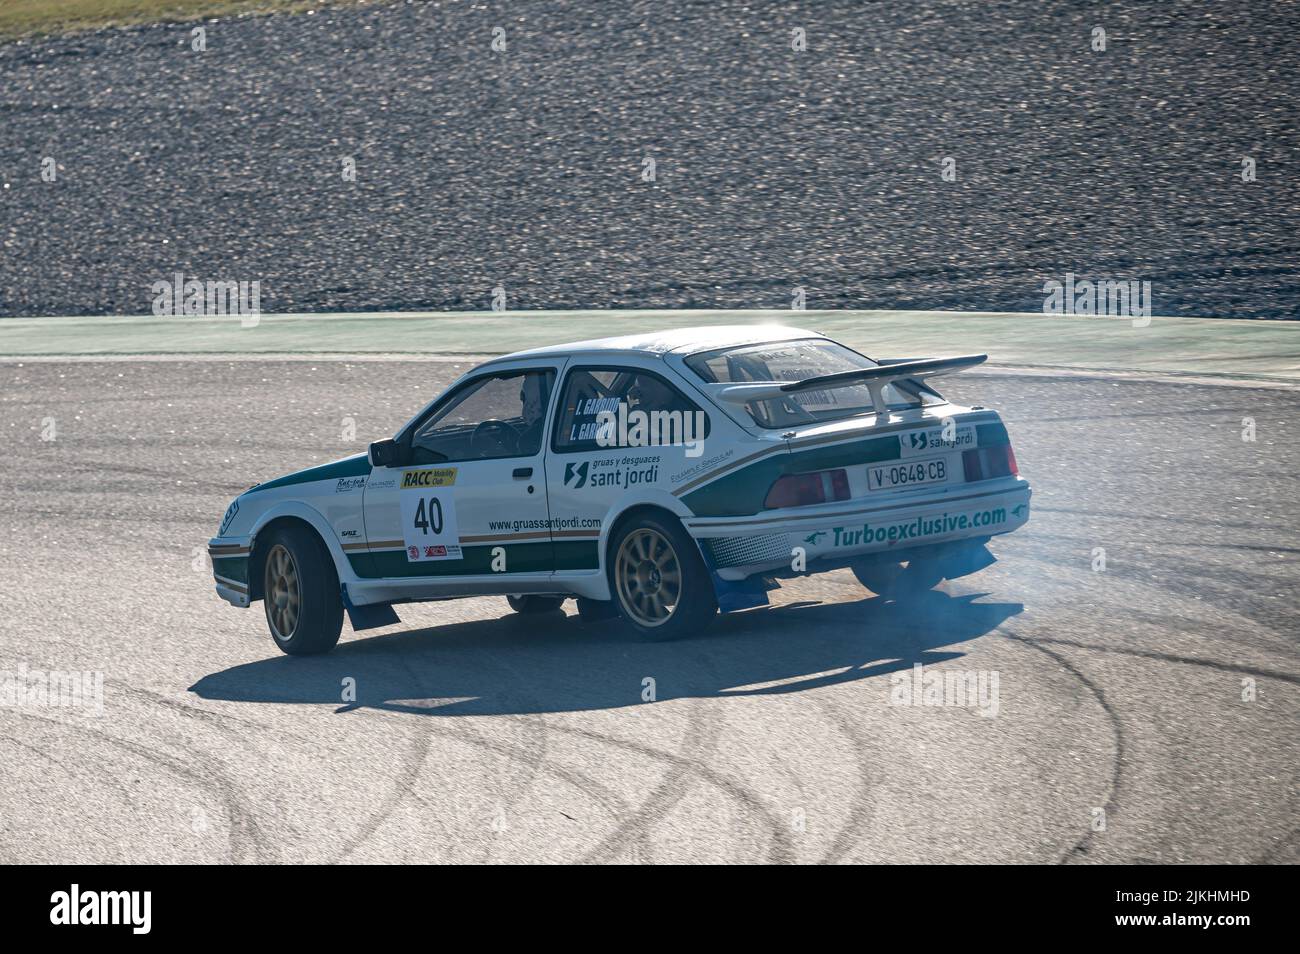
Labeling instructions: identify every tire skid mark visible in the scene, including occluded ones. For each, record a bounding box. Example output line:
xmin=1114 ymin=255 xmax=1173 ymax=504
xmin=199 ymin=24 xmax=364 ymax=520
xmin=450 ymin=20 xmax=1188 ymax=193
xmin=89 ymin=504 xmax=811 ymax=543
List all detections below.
xmin=813 ymin=694 xmax=879 ymax=865
xmin=342 ymin=705 xmax=631 ymax=860
xmin=394 ymin=650 xmax=552 ymax=864
xmin=3 ymin=733 xmax=142 ymax=809
xmin=446 ymin=649 xmax=554 ymax=863
xmin=0 ymin=734 xmax=148 ymax=862
xmin=558 ymin=712 xmax=797 ymax=865
xmin=142 ymin=684 xmax=354 ymax=755
xmin=1023 ymin=636 xmax=1300 ymax=686
xmin=333 ymin=652 xmax=434 ymax=863
xmin=12 ymin=674 xmax=305 ymax=863
xmin=329 ymin=646 xmax=625 ymax=863
xmin=1001 ymin=630 xmax=1125 ymax=864
xmin=810 ymin=606 xmax=933 ymax=864
xmin=7 ymin=707 xmax=271 ymax=863
xmin=562 ymin=647 xmax=793 ymax=865
xmin=382 ymin=632 xmax=632 ymax=852
xmin=575 ymin=699 xmax=720 ymax=865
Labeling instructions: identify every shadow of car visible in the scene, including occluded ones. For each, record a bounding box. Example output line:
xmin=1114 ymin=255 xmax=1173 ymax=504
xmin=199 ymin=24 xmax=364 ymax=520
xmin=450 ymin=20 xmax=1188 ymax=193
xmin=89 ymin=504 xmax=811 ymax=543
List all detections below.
xmin=190 ymin=588 xmax=1023 ymax=718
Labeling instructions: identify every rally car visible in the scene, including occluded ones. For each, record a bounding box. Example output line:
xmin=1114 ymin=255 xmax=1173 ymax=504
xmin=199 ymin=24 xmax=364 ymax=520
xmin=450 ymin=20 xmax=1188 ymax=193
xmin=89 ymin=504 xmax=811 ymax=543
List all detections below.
xmin=209 ymin=326 xmax=1031 ymax=654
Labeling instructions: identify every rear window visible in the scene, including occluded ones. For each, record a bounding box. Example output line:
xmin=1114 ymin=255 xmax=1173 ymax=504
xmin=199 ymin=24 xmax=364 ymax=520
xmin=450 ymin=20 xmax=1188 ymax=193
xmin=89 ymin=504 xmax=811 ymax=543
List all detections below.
xmin=685 ymin=339 xmax=942 ymax=428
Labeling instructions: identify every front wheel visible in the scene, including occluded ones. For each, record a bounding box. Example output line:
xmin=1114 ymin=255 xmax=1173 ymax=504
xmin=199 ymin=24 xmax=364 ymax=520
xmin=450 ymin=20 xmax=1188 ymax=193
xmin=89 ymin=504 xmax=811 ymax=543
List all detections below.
xmin=608 ymin=514 xmax=716 ymax=641
xmin=261 ymin=525 xmax=343 ymax=655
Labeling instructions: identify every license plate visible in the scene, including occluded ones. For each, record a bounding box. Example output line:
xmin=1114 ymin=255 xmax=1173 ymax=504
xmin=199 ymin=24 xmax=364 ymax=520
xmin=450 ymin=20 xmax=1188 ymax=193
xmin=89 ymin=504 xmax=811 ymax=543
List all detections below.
xmin=868 ymin=456 xmax=950 ymax=491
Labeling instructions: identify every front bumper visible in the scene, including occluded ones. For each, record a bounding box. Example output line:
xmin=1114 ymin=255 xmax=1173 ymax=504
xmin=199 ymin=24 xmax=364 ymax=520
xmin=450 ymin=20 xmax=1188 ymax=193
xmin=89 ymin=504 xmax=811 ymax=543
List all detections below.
xmin=208 ymin=536 xmax=252 ymax=607
xmin=686 ymin=477 xmax=1031 ymax=580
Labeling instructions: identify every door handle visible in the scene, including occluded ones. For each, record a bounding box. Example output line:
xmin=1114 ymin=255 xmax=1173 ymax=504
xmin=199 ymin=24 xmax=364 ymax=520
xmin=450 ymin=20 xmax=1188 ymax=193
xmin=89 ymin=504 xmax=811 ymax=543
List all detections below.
xmin=512 ymin=467 xmax=533 ymax=479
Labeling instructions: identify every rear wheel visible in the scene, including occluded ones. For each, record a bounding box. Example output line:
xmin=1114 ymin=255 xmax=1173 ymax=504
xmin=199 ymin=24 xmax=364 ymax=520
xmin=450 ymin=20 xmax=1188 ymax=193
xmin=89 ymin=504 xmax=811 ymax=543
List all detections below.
xmin=261 ymin=525 xmax=343 ymax=655
xmin=608 ymin=513 xmax=716 ymax=641
xmin=506 ymin=595 xmax=565 ymax=614
xmin=851 ymin=557 xmax=944 ymax=601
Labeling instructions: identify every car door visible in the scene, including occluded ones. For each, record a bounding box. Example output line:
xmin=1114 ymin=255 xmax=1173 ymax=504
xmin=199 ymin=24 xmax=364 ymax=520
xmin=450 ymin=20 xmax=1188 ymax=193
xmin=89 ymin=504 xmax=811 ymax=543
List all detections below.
xmin=546 ymin=361 xmax=712 ymax=579
xmin=361 ymin=363 xmax=563 ymax=595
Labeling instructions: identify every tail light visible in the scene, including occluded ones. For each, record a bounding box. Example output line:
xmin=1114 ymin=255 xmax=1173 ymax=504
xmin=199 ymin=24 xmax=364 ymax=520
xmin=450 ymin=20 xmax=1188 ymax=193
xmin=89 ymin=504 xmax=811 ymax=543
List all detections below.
xmin=963 ymin=445 xmax=1019 ymax=482
xmin=764 ymin=469 xmax=851 ymax=509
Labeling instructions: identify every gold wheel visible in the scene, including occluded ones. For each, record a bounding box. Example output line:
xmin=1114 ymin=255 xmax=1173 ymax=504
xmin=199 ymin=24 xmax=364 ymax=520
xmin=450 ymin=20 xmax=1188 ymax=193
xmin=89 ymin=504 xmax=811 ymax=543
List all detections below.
xmin=264 ymin=543 xmax=301 ymax=641
xmin=614 ymin=527 xmax=682 ymax=628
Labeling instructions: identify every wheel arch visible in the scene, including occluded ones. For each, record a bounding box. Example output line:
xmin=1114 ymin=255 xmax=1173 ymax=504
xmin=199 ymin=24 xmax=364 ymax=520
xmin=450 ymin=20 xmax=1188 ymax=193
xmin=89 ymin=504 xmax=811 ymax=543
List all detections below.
xmin=598 ymin=501 xmax=711 ymax=590
xmin=247 ymin=503 xmax=351 ymax=601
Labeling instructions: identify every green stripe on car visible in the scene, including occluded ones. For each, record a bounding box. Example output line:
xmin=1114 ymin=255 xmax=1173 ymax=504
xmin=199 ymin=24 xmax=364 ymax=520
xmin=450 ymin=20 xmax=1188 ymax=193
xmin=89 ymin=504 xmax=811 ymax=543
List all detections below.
xmin=254 ymin=454 xmax=372 ymax=492
xmin=347 ymin=540 xmax=600 ymax=578
xmin=685 ymin=425 xmax=1012 ymax=517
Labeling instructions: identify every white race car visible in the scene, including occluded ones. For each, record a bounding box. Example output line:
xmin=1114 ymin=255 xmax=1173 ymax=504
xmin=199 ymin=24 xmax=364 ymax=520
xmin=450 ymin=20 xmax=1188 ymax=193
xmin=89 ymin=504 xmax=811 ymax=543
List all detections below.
xmin=209 ymin=326 xmax=1031 ymax=654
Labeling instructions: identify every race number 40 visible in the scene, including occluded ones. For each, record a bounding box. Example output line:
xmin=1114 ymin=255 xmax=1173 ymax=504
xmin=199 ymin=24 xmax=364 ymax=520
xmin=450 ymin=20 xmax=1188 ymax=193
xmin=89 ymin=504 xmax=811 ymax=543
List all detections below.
xmin=399 ymin=490 xmax=462 ymax=561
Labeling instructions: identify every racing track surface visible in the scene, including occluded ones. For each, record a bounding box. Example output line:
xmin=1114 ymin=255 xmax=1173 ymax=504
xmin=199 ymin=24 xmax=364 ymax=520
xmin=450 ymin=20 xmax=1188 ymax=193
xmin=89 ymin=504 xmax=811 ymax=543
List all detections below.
xmin=1 ymin=359 xmax=1297 ymax=863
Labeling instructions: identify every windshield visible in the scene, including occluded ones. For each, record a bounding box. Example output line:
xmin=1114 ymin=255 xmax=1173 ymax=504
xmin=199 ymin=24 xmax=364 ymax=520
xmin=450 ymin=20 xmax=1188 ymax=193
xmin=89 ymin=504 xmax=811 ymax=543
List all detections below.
xmin=685 ymin=338 xmax=943 ymax=428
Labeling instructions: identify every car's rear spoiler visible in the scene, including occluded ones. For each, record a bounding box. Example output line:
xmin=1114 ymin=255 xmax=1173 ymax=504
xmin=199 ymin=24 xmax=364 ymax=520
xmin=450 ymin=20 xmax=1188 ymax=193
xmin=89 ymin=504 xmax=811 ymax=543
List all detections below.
xmin=704 ymin=354 xmax=987 ymax=417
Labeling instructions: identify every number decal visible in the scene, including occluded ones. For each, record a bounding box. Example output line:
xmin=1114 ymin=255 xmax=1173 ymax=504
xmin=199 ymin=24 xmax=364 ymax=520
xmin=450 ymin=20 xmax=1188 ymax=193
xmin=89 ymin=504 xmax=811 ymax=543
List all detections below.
xmin=400 ymin=489 xmax=461 ymax=561
xmin=412 ymin=496 xmax=446 ymax=536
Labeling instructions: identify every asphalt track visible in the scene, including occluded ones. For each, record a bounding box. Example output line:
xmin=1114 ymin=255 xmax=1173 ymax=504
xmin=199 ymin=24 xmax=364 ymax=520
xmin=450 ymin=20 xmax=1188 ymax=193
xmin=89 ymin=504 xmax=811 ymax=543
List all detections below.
xmin=1 ymin=358 xmax=1296 ymax=863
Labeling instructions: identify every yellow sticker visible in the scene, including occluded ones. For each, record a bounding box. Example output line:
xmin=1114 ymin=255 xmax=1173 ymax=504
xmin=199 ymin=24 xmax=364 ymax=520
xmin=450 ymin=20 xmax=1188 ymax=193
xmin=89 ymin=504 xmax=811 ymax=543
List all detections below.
xmin=400 ymin=467 xmax=458 ymax=489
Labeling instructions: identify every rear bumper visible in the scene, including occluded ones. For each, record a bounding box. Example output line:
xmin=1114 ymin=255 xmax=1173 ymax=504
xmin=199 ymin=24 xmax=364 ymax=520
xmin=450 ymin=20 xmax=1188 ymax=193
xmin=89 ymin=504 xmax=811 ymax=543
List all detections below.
xmin=687 ymin=477 xmax=1031 ymax=580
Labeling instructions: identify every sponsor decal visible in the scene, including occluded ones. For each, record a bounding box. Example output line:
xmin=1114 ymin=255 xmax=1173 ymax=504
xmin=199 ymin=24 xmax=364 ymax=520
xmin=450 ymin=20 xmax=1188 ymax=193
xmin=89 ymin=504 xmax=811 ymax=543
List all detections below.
xmin=335 ymin=476 xmax=367 ymax=493
xmin=564 ymin=460 xmax=589 ymax=488
xmin=670 ymin=447 xmax=735 ymax=485
xmin=218 ymin=499 xmax=240 ymax=535
xmin=898 ymin=425 xmax=975 ymax=458
xmin=341 ymin=529 xmax=360 ymax=538
xmin=367 ymin=477 xmax=396 ymax=490
xmin=828 ymin=507 xmax=1008 ymax=548
xmin=400 ymin=467 xmax=458 ymax=489
xmin=486 ymin=515 xmax=602 ymax=532
xmin=564 ymin=455 xmax=661 ymax=490
xmin=803 ymin=530 xmax=827 ymax=545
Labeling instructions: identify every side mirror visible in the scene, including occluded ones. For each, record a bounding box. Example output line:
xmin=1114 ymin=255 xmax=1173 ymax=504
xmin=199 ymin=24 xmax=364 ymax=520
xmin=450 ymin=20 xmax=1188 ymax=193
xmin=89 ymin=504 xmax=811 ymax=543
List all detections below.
xmin=368 ymin=438 xmax=409 ymax=468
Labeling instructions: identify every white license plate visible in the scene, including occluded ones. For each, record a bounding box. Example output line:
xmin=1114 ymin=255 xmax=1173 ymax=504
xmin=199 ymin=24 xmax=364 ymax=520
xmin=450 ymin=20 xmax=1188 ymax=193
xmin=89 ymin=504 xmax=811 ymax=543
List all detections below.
xmin=868 ymin=456 xmax=951 ymax=491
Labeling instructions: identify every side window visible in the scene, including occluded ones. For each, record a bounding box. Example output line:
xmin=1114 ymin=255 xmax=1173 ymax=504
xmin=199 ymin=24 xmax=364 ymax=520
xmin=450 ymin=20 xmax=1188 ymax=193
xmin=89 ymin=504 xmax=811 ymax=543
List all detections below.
xmin=411 ymin=369 xmax=554 ymax=463
xmin=553 ymin=366 xmax=710 ymax=452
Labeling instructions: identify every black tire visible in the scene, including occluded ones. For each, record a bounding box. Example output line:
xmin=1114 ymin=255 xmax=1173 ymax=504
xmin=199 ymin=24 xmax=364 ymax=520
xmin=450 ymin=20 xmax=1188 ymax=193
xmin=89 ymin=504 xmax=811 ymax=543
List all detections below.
xmin=260 ymin=524 xmax=343 ymax=655
xmin=506 ymin=594 xmax=566 ymax=614
xmin=850 ymin=557 xmax=944 ymax=601
xmin=606 ymin=512 xmax=717 ymax=641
